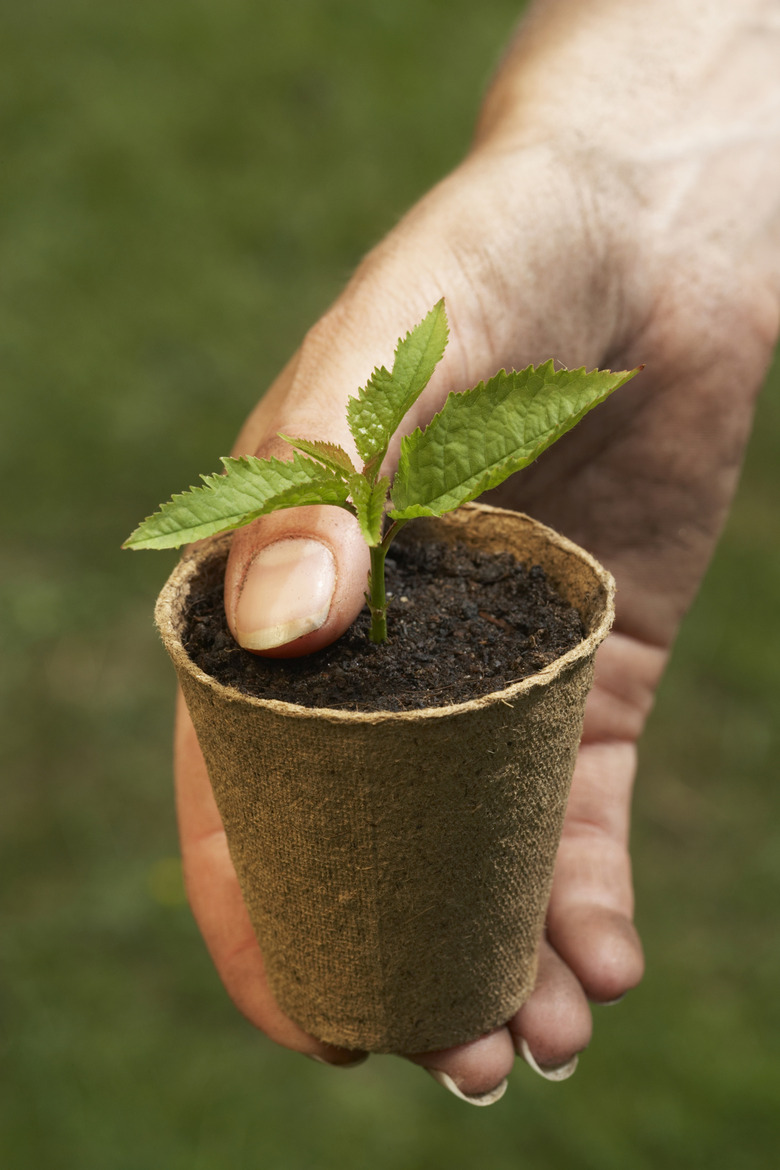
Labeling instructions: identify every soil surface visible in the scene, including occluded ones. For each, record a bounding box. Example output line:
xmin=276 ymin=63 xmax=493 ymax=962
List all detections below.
xmin=183 ymin=539 xmax=585 ymax=712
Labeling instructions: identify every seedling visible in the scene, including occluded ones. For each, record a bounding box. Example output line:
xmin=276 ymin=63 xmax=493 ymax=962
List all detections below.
xmin=125 ymin=300 xmax=639 ymax=643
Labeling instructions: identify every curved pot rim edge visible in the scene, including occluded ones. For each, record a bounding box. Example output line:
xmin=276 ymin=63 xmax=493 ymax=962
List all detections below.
xmin=155 ymin=501 xmax=616 ymax=724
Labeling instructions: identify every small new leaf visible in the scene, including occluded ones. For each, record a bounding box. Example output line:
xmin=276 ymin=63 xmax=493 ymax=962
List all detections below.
xmin=123 ymin=452 xmax=351 ymax=550
xmin=389 ymin=362 xmax=639 ymax=520
xmin=347 ymin=299 xmax=448 ymax=468
xmin=349 ymin=474 xmax=389 ymax=546
xmin=278 ymin=435 xmax=356 ymax=478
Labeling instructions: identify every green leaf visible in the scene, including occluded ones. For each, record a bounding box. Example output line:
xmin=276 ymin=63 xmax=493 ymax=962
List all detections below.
xmin=278 ymin=434 xmax=356 ymax=478
xmin=123 ymin=452 xmax=351 ymax=549
xmin=346 ymin=299 xmax=449 ymax=467
xmin=389 ymin=363 xmax=639 ymax=519
xmin=348 ymin=474 xmax=389 ymax=546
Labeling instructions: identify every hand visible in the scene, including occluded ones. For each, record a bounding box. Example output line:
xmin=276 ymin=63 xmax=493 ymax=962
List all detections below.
xmin=175 ymin=0 xmax=780 ymax=1101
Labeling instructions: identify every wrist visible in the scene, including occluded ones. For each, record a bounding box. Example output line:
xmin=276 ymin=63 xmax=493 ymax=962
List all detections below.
xmin=475 ymin=0 xmax=778 ymax=156
xmin=466 ymin=0 xmax=780 ymax=355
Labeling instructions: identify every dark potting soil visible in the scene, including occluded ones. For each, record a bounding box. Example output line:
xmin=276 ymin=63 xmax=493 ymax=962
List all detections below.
xmin=182 ymin=539 xmax=586 ymax=712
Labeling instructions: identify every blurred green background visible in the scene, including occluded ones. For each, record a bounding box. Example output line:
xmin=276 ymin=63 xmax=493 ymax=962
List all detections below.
xmin=2 ymin=2 xmax=778 ymax=1167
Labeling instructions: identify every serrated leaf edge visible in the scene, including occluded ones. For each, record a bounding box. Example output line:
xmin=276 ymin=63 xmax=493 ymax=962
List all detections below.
xmin=348 ymin=473 xmax=389 ymax=546
xmin=389 ymin=364 xmax=639 ymax=519
xmin=278 ymin=434 xmax=357 ymax=478
xmin=123 ymin=452 xmax=351 ymax=549
xmin=346 ymin=298 xmax=449 ymax=466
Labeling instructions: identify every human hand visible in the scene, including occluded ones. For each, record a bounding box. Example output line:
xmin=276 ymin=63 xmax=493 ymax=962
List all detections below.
xmin=175 ymin=0 xmax=780 ymax=1102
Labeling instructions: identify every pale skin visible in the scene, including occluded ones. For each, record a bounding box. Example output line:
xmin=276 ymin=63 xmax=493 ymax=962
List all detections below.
xmin=174 ymin=0 xmax=780 ymax=1100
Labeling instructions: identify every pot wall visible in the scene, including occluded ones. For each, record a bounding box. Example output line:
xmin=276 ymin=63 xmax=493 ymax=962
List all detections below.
xmin=157 ymin=504 xmax=614 ymax=1053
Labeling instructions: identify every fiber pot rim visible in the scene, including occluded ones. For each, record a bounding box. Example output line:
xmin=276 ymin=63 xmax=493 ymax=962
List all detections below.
xmin=155 ymin=501 xmax=615 ymax=725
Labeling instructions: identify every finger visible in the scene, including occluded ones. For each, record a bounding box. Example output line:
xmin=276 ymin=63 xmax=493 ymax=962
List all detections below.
xmin=509 ymin=939 xmax=592 ymax=1080
xmin=221 ymin=307 xmax=445 ymax=657
xmin=546 ymin=738 xmax=645 ymax=1004
xmin=404 ymin=940 xmax=593 ymax=1101
xmin=549 ymin=899 xmax=644 ymax=1006
xmin=405 ymin=1027 xmax=516 ymax=1107
xmin=222 ymin=265 xmax=464 ymax=658
xmin=174 ymin=692 xmax=367 ymax=1066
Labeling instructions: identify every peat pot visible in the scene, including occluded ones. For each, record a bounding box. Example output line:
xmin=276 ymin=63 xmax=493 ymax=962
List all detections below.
xmin=155 ymin=502 xmax=615 ymax=1053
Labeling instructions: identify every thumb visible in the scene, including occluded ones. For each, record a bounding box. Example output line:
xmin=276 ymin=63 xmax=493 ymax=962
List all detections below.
xmin=224 ymin=480 xmax=369 ymax=659
xmin=220 ymin=152 xmax=533 ymax=658
xmin=221 ymin=306 xmax=440 ymax=658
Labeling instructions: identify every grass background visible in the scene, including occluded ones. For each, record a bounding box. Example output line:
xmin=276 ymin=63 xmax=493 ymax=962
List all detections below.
xmin=1 ymin=2 xmax=778 ymax=1167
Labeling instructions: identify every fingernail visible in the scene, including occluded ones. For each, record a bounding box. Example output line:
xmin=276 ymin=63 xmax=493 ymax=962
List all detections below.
xmin=235 ymin=538 xmax=336 ymax=650
xmin=518 ymin=1037 xmax=578 ymax=1082
xmin=426 ymin=1069 xmax=508 ymax=1107
xmin=309 ymin=1053 xmax=369 ymax=1069
xmin=595 ymin=995 xmax=625 ymax=1007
